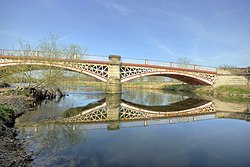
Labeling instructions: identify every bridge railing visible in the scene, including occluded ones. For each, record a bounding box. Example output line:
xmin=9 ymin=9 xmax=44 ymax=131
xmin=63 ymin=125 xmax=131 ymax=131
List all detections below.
xmin=0 ymin=49 xmax=109 ymax=62
xmin=121 ymin=57 xmax=217 ymax=72
xmin=0 ymin=49 xmax=36 ymax=57
xmin=1 ymin=49 xmax=217 ymax=72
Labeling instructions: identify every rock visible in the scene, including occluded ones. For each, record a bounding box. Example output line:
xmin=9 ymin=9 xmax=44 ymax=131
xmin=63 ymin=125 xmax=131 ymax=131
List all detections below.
xmin=0 ymin=82 xmax=11 ymax=88
xmin=0 ymin=95 xmax=34 ymax=167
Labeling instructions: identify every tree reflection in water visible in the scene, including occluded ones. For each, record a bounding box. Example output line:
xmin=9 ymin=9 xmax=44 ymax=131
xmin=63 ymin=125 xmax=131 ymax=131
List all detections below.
xmin=19 ymin=123 xmax=87 ymax=157
xmin=122 ymin=88 xmax=190 ymax=106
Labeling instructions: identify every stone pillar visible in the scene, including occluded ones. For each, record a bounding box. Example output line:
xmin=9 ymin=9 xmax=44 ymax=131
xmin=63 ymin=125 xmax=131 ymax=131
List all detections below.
xmin=106 ymin=94 xmax=121 ymax=130
xmin=105 ymin=55 xmax=122 ymax=94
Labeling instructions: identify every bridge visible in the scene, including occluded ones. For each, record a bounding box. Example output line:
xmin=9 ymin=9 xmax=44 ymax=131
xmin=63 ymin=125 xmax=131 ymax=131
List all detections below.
xmin=17 ymin=94 xmax=217 ymax=131
xmin=0 ymin=49 xmax=218 ymax=93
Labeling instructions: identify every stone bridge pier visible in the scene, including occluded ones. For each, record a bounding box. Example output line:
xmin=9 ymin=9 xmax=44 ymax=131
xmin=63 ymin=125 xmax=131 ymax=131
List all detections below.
xmin=105 ymin=55 xmax=122 ymax=94
xmin=106 ymin=93 xmax=121 ymax=130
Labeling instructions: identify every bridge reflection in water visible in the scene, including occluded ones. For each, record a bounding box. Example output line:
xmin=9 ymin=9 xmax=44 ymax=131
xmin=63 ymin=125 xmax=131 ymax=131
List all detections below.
xmin=37 ymin=94 xmax=216 ymax=130
xmin=17 ymin=93 xmax=250 ymax=136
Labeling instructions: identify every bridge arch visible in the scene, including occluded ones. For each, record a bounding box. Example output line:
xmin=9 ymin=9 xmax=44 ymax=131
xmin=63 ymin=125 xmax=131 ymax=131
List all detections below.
xmin=0 ymin=62 xmax=108 ymax=82
xmin=121 ymin=71 xmax=214 ymax=85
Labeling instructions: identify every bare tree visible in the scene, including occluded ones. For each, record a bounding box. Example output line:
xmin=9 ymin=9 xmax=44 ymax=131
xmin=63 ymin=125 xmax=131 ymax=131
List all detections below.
xmin=2 ymin=33 xmax=87 ymax=89
xmin=177 ymin=57 xmax=191 ymax=67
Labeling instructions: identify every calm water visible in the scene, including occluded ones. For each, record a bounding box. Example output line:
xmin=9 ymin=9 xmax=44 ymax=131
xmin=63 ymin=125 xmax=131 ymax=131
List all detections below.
xmin=16 ymin=86 xmax=250 ymax=167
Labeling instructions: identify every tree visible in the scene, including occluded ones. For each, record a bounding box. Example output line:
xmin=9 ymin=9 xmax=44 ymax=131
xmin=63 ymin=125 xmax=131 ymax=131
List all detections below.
xmin=2 ymin=33 xmax=87 ymax=88
xmin=177 ymin=57 xmax=191 ymax=68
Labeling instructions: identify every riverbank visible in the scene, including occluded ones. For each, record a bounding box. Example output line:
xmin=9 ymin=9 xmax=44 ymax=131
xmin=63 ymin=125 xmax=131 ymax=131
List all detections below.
xmin=0 ymin=85 xmax=65 ymax=167
xmin=62 ymin=81 xmax=180 ymax=89
xmin=0 ymin=96 xmax=35 ymax=167
xmin=123 ymin=82 xmax=179 ymax=89
xmin=195 ymin=85 xmax=250 ymax=98
xmin=62 ymin=81 xmax=250 ymax=98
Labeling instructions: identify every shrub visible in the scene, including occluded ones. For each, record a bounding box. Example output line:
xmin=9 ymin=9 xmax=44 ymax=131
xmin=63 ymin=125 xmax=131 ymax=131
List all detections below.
xmin=0 ymin=104 xmax=15 ymax=120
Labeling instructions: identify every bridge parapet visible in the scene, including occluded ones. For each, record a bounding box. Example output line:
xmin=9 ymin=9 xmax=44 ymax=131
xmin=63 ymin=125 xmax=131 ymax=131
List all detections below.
xmin=0 ymin=49 xmax=108 ymax=61
xmin=121 ymin=57 xmax=217 ymax=72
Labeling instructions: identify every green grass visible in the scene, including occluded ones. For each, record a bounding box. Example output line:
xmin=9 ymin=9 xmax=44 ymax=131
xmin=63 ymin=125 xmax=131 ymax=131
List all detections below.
xmin=216 ymin=86 xmax=250 ymax=94
xmin=0 ymin=104 xmax=15 ymax=121
xmin=216 ymin=96 xmax=250 ymax=103
xmin=123 ymin=82 xmax=178 ymax=89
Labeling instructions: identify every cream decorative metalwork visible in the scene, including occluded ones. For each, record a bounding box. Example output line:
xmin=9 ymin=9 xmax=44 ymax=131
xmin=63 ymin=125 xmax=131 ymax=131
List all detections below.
xmin=0 ymin=56 xmax=109 ymax=82
xmin=119 ymin=107 xmax=146 ymax=119
xmin=196 ymin=73 xmax=216 ymax=83
xmin=120 ymin=66 xmax=157 ymax=79
xmin=63 ymin=107 xmax=108 ymax=123
xmin=58 ymin=101 xmax=216 ymax=123
xmin=119 ymin=102 xmax=216 ymax=121
xmin=67 ymin=62 xmax=108 ymax=79
xmin=120 ymin=65 xmax=217 ymax=85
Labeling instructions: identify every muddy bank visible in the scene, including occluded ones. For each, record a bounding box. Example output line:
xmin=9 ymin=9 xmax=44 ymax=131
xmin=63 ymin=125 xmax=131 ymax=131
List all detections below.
xmin=0 ymin=96 xmax=35 ymax=167
xmin=0 ymin=85 xmax=65 ymax=167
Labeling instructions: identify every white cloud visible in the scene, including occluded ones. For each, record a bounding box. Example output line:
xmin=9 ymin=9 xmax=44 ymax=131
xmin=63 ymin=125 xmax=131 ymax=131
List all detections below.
xmin=94 ymin=0 xmax=131 ymax=16
xmin=146 ymin=38 xmax=175 ymax=56
xmin=0 ymin=29 xmax=19 ymax=37
xmin=211 ymin=6 xmax=246 ymax=20
xmin=59 ymin=34 xmax=71 ymax=41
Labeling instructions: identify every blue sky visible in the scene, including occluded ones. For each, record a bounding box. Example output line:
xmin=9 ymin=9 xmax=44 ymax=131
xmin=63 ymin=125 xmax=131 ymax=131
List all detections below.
xmin=0 ymin=0 xmax=249 ymax=67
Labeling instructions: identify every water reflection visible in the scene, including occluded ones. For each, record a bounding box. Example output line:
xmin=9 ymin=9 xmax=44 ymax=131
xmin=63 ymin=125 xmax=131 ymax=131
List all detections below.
xmin=18 ymin=93 xmax=250 ymax=132
xmin=122 ymin=88 xmax=190 ymax=105
xmin=16 ymin=87 xmax=250 ymax=167
xmin=60 ymin=94 xmax=215 ymax=128
xmin=34 ymin=124 xmax=86 ymax=155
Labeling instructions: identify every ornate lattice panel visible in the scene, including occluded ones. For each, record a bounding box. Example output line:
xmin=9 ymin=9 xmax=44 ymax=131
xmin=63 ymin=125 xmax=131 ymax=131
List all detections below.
xmin=120 ymin=66 xmax=157 ymax=79
xmin=67 ymin=62 xmax=108 ymax=79
xmin=63 ymin=107 xmax=107 ymax=123
xmin=196 ymin=73 xmax=216 ymax=83
xmin=119 ymin=106 xmax=147 ymax=120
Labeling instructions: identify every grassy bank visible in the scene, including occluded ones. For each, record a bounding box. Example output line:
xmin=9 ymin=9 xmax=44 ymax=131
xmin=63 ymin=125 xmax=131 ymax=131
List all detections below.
xmin=62 ymin=81 xmax=180 ymax=89
xmin=215 ymin=85 xmax=250 ymax=95
xmin=48 ymin=81 xmax=250 ymax=99
xmin=123 ymin=82 xmax=179 ymax=89
xmin=62 ymin=81 xmax=192 ymax=91
xmin=62 ymin=81 xmax=105 ymax=87
xmin=195 ymin=85 xmax=250 ymax=96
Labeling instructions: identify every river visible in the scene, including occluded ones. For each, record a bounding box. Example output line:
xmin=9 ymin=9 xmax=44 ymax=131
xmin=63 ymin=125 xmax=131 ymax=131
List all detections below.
xmin=15 ymin=86 xmax=250 ymax=167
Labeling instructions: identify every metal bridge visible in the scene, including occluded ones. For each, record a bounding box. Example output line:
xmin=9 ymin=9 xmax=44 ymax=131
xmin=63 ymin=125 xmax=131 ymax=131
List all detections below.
xmin=0 ymin=49 xmax=217 ymax=90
